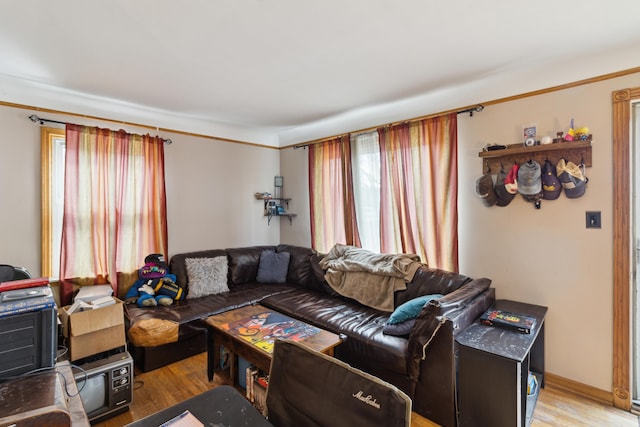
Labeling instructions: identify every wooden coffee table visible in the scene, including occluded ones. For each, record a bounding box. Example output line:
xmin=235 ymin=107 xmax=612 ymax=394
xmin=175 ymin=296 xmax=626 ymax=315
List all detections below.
xmin=205 ymin=304 xmax=342 ymax=384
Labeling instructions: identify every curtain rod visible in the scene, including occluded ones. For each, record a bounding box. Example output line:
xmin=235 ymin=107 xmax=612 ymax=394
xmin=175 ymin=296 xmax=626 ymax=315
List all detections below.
xmin=28 ymin=114 xmax=173 ymax=144
xmin=292 ymin=104 xmax=484 ymax=149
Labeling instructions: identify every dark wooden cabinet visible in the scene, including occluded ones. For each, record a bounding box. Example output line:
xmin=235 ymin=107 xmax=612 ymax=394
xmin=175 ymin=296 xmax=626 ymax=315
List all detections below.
xmin=0 ymin=361 xmax=90 ymax=426
xmin=456 ymin=300 xmax=548 ymax=427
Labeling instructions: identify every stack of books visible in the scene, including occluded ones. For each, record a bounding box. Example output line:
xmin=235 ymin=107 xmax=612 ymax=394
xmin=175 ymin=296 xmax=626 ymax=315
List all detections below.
xmin=245 ymin=365 xmax=269 ymax=415
xmin=0 ymin=277 xmax=55 ymax=317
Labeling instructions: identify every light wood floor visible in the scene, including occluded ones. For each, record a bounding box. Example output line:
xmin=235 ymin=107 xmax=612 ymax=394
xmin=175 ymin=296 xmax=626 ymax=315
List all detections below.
xmin=95 ymin=352 xmax=638 ymax=427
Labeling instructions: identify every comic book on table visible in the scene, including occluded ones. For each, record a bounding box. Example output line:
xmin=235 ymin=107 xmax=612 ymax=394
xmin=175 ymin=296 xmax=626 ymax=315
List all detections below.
xmin=221 ymin=310 xmax=320 ymax=353
xmin=480 ymin=308 xmax=536 ymax=334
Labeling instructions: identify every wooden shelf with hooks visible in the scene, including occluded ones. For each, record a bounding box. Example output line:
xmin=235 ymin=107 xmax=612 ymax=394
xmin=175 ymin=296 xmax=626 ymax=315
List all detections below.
xmin=478 ymin=138 xmax=592 ymax=173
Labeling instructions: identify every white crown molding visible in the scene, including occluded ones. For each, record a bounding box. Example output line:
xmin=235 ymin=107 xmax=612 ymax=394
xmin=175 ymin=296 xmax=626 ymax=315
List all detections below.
xmin=1 ymin=41 xmax=638 ymax=149
xmin=277 ymin=44 xmax=640 ymax=146
xmin=0 ymin=73 xmax=282 ymax=147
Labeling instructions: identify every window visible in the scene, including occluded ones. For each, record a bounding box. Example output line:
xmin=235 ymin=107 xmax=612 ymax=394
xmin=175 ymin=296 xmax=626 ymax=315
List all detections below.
xmin=351 ymin=131 xmax=381 ymax=253
xmin=41 ymin=124 xmax=168 ymax=304
xmin=41 ymin=127 xmax=65 ymax=279
xmin=309 ymin=114 xmax=458 ymax=271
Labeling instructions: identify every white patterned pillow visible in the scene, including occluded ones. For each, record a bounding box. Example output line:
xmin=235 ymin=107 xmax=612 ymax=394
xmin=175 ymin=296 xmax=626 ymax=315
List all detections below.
xmin=185 ymin=256 xmax=229 ymax=299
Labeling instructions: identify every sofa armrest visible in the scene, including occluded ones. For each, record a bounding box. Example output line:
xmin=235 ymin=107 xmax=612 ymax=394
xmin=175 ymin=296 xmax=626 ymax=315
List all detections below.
xmin=405 ymin=277 xmax=493 ymax=379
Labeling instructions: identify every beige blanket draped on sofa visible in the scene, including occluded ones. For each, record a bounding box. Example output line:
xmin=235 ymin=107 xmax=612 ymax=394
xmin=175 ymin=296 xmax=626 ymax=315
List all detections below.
xmin=319 ymin=244 xmax=423 ymax=312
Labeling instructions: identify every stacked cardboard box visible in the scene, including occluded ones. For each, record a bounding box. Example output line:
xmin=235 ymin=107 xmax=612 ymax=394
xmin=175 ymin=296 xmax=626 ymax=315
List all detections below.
xmin=59 ymin=297 xmax=126 ymax=361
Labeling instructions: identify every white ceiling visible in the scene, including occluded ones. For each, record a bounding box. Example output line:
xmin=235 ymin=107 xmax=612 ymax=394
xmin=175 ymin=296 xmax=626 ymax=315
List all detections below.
xmin=1 ymin=0 xmax=639 ymax=146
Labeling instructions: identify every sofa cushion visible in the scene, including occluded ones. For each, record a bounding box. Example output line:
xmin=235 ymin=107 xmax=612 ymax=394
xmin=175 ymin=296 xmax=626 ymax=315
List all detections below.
xmin=261 ymin=289 xmax=409 ymax=377
xmin=394 ymin=266 xmax=470 ymax=308
xmin=306 ymin=253 xmax=338 ymax=296
xmin=276 ymin=244 xmax=316 ymax=286
xmin=185 ymin=256 xmax=229 ymax=298
xmin=227 ymin=246 xmax=276 ymax=285
xmin=256 ymin=251 xmax=290 ymax=283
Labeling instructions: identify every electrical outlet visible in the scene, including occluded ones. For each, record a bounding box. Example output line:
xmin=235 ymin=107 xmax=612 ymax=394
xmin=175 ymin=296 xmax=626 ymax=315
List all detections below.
xmin=586 ymin=211 xmax=601 ymax=229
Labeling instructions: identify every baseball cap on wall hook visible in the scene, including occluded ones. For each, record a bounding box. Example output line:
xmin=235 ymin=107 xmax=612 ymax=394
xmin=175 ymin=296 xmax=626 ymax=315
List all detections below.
xmin=517 ymin=159 xmax=543 ymax=209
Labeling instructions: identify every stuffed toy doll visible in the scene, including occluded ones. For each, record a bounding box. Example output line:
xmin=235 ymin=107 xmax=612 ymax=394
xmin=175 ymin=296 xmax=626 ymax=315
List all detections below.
xmin=125 ymin=254 xmax=186 ymax=308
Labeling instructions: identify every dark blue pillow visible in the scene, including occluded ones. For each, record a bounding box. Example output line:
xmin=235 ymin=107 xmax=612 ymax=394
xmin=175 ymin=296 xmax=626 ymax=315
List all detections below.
xmin=386 ymin=294 xmax=443 ymax=325
xmin=256 ymin=251 xmax=291 ymax=283
xmin=383 ymin=319 xmax=416 ymax=336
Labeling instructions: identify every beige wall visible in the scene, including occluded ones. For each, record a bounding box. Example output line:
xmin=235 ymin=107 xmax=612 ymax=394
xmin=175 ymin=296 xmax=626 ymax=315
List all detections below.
xmin=0 ymin=106 xmax=43 ymax=273
xmin=281 ymin=72 xmax=640 ymax=393
xmin=0 ymin=105 xmax=282 ymax=279
xmin=163 ymin=133 xmax=282 ymax=255
xmin=279 ymin=147 xmax=311 ymax=247
xmin=458 ymin=73 xmax=639 ymax=392
xmin=3 ymin=70 xmax=640 ymax=393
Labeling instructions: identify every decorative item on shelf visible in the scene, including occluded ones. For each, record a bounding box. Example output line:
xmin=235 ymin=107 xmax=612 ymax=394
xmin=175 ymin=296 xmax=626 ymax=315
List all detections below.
xmin=265 ymin=200 xmax=277 ymax=216
xmin=274 ymin=176 xmax=283 ymax=199
xmin=574 ymin=127 xmax=590 ymax=140
xmin=254 ymin=192 xmax=271 ymax=200
xmin=255 ymin=177 xmax=296 ymax=225
xmin=540 ymin=135 xmax=553 ymax=145
xmin=483 ymin=143 xmax=507 ymax=151
xmin=553 ymin=131 xmax=564 ymax=143
xmin=523 ymin=125 xmax=537 ymax=147
xmin=563 ymin=118 xmax=590 ymax=142
xmin=477 ymin=137 xmax=592 ymax=175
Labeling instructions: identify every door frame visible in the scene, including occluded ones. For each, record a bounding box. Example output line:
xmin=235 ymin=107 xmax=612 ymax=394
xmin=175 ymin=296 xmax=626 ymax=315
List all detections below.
xmin=612 ymin=87 xmax=640 ymax=410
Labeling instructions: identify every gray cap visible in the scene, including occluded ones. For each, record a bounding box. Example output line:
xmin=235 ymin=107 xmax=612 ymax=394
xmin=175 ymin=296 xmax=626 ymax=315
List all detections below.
xmin=476 ymin=173 xmax=497 ymax=207
xmin=517 ymin=161 xmax=542 ymax=195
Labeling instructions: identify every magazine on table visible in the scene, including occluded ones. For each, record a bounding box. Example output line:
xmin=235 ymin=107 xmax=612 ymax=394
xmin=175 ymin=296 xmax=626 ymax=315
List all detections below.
xmin=480 ymin=308 xmax=536 ymax=334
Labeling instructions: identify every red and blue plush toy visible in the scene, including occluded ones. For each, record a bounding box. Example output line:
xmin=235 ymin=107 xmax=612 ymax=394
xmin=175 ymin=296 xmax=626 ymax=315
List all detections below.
xmin=125 ymin=254 xmax=186 ymax=307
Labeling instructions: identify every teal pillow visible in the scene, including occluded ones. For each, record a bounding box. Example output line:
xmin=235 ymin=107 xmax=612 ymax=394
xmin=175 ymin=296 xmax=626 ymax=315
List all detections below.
xmin=387 ymin=294 xmax=443 ymax=325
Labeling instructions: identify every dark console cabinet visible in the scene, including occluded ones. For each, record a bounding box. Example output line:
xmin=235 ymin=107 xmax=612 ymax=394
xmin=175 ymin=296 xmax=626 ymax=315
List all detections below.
xmin=456 ymin=300 xmax=548 ymax=427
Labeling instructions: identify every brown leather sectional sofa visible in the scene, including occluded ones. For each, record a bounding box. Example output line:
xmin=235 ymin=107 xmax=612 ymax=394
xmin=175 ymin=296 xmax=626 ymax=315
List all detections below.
xmin=125 ymin=244 xmax=495 ymax=427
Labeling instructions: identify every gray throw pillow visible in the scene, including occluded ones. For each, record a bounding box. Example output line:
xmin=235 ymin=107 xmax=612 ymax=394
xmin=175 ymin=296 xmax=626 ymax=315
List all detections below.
xmin=185 ymin=256 xmax=229 ymax=298
xmin=256 ymin=251 xmax=290 ymax=284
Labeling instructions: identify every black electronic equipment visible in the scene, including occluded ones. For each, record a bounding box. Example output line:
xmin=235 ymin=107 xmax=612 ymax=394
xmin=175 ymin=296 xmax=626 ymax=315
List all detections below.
xmin=73 ymin=351 xmax=134 ymax=423
xmin=0 ymin=307 xmax=57 ymax=378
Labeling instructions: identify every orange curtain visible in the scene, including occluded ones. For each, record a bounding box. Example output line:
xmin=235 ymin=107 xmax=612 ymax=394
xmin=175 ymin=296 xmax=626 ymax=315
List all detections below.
xmin=60 ymin=125 xmax=168 ymax=304
xmin=308 ymin=135 xmax=361 ymax=253
xmin=377 ymin=114 xmax=458 ymax=270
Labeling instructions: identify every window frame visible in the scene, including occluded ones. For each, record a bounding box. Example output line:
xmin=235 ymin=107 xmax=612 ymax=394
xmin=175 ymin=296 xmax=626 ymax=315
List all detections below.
xmin=40 ymin=126 xmax=65 ymax=278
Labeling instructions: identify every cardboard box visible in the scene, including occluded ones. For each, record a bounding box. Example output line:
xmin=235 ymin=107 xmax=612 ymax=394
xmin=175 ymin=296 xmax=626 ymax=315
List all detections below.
xmin=59 ymin=297 xmax=125 ymax=361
